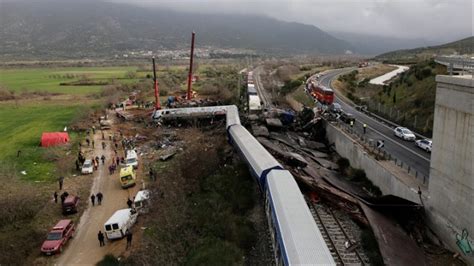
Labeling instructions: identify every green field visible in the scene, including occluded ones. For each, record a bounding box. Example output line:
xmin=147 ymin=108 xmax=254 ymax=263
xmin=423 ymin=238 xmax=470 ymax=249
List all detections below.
xmin=0 ymin=103 xmax=85 ymax=181
xmin=0 ymin=66 xmax=141 ymax=95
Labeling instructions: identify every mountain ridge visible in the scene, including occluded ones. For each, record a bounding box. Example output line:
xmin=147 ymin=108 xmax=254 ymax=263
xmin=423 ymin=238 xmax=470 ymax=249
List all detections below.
xmin=0 ymin=0 xmax=353 ymax=59
xmin=375 ymin=36 xmax=473 ymax=61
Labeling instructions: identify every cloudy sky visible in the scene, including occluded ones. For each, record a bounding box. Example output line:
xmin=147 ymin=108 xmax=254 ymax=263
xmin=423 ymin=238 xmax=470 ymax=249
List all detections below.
xmin=110 ymin=0 xmax=473 ymax=43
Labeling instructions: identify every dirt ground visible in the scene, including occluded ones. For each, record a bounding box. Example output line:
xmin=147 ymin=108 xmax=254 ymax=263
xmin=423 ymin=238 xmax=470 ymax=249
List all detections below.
xmin=54 ymin=110 xmax=144 ymax=265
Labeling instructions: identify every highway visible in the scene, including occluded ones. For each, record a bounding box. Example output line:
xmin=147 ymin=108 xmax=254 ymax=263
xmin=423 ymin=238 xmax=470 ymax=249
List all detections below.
xmin=318 ymin=69 xmax=431 ymax=180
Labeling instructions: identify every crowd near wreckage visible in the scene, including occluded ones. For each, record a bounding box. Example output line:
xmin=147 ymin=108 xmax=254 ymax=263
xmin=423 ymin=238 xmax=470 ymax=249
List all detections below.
xmin=152 ymin=106 xmax=336 ymax=265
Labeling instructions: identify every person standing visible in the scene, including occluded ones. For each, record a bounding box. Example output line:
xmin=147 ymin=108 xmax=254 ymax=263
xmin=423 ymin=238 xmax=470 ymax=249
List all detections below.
xmin=58 ymin=176 xmax=64 ymax=190
xmin=92 ymin=140 xmax=95 ymax=148
xmin=97 ymin=192 xmax=103 ymax=205
xmin=86 ymin=138 xmax=90 ymax=146
xmin=53 ymin=191 xmax=58 ymax=203
xmin=363 ymin=123 xmax=367 ymax=134
xmin=98 ymin=231 xmax=105 ymax=247
xmin=75 ymin=160 xmax=80 ymax=171
xmin=101 ymin=155 xmax=106 ymax=165
xmin=126 ymin=198 xmax=133 ymax=208
xmin=91 ymin=194 xmax=96 ymax=206
xmin=126 ymin=230 xmax=133 ymax=250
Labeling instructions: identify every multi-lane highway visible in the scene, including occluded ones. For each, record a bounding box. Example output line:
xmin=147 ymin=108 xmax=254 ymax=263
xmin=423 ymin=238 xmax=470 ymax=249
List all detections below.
xmin=318 ymin=69 xmax=431 ymax=180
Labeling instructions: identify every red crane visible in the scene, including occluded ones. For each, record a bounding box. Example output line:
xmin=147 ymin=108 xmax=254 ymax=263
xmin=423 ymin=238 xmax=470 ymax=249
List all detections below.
xmin=152 ymin=56 xmax=161 ymax=110
xmin=186 ymin=32 xmax=196 ymax=100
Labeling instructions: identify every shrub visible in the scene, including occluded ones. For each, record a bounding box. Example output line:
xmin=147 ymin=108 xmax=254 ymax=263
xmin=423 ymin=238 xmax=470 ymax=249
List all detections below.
xmin=337 ymin=158 xmax=350 ymax=174
xmin=97 ymin=254 xmax=119 ymax=266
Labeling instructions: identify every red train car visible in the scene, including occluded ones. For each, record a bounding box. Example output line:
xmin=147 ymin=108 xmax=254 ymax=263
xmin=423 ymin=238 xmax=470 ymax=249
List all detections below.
xmin=309 ymin=82 xmax=334 ymax=105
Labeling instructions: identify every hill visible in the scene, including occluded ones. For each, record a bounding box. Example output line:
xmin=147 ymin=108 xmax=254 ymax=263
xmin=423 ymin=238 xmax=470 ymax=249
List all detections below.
xmin=0 ymin=0 xmax=352 ymax=59
xmin=329 ymin=31 xmax=438 ymax=56
xmin=375 ymin=36 xmax=474 ymax=62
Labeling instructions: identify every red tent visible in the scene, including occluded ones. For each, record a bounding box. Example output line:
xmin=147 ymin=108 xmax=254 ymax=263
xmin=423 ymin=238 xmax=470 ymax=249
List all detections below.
xmin=41 ymin=132 xmax=70 ymax=147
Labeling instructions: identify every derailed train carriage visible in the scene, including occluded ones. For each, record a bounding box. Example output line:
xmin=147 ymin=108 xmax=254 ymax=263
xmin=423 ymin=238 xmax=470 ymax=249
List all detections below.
xmin=153 ymin=106 xmax=335 ymax=265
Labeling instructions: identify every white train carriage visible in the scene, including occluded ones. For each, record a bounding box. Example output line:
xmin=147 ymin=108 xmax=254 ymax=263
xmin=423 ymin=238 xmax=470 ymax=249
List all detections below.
xmin=249 ymin=95 xmax=262 ymax=111
xmin=248 ymin=84 xmax=257 ymax=95
xmin=265 ymin=170 xmax=336 ymax=265
xmin=228 ymin=124 xmax=282 ymax=186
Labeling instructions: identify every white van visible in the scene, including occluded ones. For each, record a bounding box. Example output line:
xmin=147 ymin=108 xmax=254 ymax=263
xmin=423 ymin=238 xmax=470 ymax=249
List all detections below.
xmin=134 ymin=190 xmax=150 ymax=214
xmin=103 ymin=209 xmax=138 ymax=240
xmin=125 ymin=150 xmax=138 ymax=169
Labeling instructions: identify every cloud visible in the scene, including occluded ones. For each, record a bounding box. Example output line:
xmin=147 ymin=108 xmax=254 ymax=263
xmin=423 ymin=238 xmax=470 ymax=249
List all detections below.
xmin=107 ymin=0 xmax=472 ymax=42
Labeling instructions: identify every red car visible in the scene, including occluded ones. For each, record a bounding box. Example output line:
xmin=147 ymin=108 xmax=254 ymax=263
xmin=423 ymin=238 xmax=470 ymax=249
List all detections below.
xmin=41 ymin=219 xmax=75 ymax=255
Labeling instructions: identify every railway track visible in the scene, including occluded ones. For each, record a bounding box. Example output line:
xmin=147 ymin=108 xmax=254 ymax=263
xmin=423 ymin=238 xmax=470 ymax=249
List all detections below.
xmin=307 ymin=198 xmax=368 ymax=265
xmin=253 ymin=67 xmax=272 ymax=108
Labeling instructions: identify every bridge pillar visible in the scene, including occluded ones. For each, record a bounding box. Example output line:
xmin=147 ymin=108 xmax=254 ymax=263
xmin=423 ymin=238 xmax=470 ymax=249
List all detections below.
xmin=427 ymin=75 xmax=474 ymax=263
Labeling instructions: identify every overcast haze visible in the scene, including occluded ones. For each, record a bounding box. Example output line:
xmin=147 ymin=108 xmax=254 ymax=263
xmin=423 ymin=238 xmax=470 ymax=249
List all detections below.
xmin=109 ymin=0 xmax=473 ymax=43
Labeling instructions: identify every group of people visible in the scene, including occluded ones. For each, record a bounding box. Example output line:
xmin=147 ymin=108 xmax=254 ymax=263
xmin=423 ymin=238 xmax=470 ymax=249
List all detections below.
xmin=90 ymin=192 xmax=104 ymax=206
xmin=52 ymin=191 xmax=70 ymax=204
xmin=108 ymin=156 xmax=125 ymax=175
xmin=97 ymin=229 xmax=133 ymax=249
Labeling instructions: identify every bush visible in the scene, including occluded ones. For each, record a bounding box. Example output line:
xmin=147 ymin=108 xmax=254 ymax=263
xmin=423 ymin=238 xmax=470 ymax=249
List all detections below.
xmin=337 ymin=158 xmax=350 ymax=174
xmin=97 ymin=254 xmax=119 ymax=266
xmin=186 ymin=237 xmax=243 ymax=265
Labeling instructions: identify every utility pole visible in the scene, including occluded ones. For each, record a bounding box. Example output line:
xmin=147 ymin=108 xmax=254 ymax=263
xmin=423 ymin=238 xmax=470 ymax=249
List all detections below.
xmin=152 ymin=57 xmax=161 ymax=110
xmin=187 ymin=32 xmax=196 ymax=100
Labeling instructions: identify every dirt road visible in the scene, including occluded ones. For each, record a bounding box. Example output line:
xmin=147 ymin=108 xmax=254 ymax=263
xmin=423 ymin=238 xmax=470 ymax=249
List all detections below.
xmin=57 ymin=111 xmax=142 ymax=265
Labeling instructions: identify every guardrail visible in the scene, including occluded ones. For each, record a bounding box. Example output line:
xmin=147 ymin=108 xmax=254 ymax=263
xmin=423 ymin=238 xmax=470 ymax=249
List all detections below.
xmin=435 ymin=56 xmax=474 ymax=74
xmin=330 ymin=118 xmax=429 ymax=186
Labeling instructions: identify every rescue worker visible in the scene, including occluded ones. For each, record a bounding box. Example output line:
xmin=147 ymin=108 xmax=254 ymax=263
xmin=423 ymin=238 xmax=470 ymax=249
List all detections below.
xmin=102 ymin=141 xmax=106 ymax=150
xmin=363 ymin=123 xmax=367 ymax=134
xmin=97 ymin=192 xmax=103 ymax=205
xmin=53 ymin=191 xmax=58 ymax=203
xmin=101 ymin=155 xmax=106 ymax=165
xmin=98 ymin=231 xmax=105 ymax=247
xmin=126 ymin=230 xmax=133 ymax=250
xmin=91 ymin=194 xmax=96 ymax=206
xmin=126 ymin=198 xmax=133 ymax=208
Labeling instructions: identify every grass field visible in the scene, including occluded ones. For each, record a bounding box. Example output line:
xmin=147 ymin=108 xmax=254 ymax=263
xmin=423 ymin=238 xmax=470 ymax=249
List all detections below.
xmin=0 ymin=66 xmax=141 ymax=95
xmin=0 ymin=102 xmax=85 ymax=181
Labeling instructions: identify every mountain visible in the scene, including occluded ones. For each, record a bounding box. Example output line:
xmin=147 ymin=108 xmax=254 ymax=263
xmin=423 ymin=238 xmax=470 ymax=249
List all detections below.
xmin=0 ymin=0 xmax=352 ymax=59
xmin=375 ymin=36 xmax=474 ymax=61
xmin=329 ymin=31 xmax=439 ymax=56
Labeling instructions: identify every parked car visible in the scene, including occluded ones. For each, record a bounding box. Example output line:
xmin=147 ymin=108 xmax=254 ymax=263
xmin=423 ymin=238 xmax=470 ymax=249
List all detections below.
xmin=104 ymin=209 xmax=138 ymax=240
xmin=415 ymin=138 xmax=432 ymax=152
xmin=125 ymin=150 xmax=138 ymax=169
xmin=134 ymin=190 xmax=150 ymax=214
xmin=330 ymin=103 xmax=342 ymax=113
xmin=99 ymin=120 xmax=112 ymax=130
xmin=81 ymin=159 xmax=93 ymax=175
xmin=62 ymin=195 xmax=79 ymax=214
xmin=339 ymin=112 xmax=355 ymax=124
xmin=394 ymin=127 xmax=416 ymax=141
xmin=41 ymin=219 xmax=75 ymax=255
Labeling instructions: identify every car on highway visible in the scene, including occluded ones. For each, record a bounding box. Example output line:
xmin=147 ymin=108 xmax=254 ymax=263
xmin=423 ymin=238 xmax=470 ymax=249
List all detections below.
xmin=415 ymin=138 xmax=432 ymax=152
xmin=339 ymin=112 xmax=355 ymax=124
xmin=81 ymin=159 xmax=93 ymax=174
xmin=329 ymin=103 xmax=342 ymax=113
xmin=394 ymin=127 xmax=416 ymax=141
xmin=41 ymin=219 xmax=75 ymax=255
